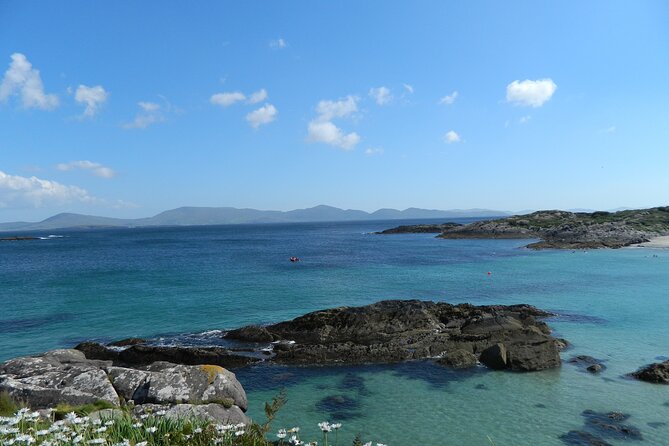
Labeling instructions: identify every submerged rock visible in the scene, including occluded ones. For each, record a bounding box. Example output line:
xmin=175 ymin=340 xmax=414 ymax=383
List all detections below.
xmin=629 ymin=360 xmax=669 ymax=384
xmin=581 ymin=410 xmax=643 ymax=440
xmin=568 ymin=355 xmax=607 ymax=374
xmin=559 ymin=430 xmax=612 ymax=446
xmin=225 ymin=299 xmax=563 ymax=372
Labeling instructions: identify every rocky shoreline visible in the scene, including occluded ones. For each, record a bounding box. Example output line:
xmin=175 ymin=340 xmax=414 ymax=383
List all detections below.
xmin=2 ymin=299 xmax=666 ymax=429
xmin=378 ymin=207 xmax=669 ymax=249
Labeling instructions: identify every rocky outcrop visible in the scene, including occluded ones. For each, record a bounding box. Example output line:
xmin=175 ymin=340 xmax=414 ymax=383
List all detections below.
xmin=225 ymin=300 xmax=563 ymax=372
xmin=0 ymin=349 xmax=249 ymax=425
xmin=436 ymin=349 xmax=478 ymax=369
xmin=378 ymin=207 xmax=669 ymax=249
xmin=629 ymin=360 xmax=669 ymax=384
xmin=375 ymin=223 xmax=462 ymax=234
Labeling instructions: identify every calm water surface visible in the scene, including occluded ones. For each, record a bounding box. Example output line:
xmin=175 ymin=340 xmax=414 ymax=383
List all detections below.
xmin=1 ymin=220 xmax=668 ymax=445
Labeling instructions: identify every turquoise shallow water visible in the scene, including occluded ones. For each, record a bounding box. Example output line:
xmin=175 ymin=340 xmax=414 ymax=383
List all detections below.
xmin=1 ymin=221 xmax=668 ymax=445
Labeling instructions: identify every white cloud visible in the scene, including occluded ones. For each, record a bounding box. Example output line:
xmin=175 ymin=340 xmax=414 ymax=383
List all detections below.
xmin=403 ymin=83 xmax=414 ymax=94
xmin=315 ymin=95 xmax=358 ymax=121
xmin=210 ymin=91 xmax=246 ymax=107
xmin=369 ymin=86 xmax=392 ymax=106
xmin=0 ymin=53 xmax=59 ymax=110
xmin=0 ymin=170 xmax=95 ymax=208
xmin=269 ymin=38 xmax=287 ymax=49
xmin=603 ymin=125 xmax=616 ymax=133
xmin=519 ymin=115 xmax=531 ymax=124
xmin=439 ymin=91 xmax=458 ymax=105
xmin=247 ymin=88 xmax=268 ymax=104
xmin=307 ymin=120 xmax=360 ymax=150
xmin=246 ymin=103 xmax=277 ymax=128
xmin=74 ymin=85 xmax=108 ymax=117
xmin=365 ymin=147 xmax=384 ymax=156
xmin=506 ymin=78 xmax=557 ymax=107
xmin=307 ymin=95 xmax=360 ymax=150
xmin=56 ymin=160 xmax=116 ymax=179
xmin=123 ymin=101 xmax=164 ymax=129
xmin=443 ymin=130 xmax=461 ymax=144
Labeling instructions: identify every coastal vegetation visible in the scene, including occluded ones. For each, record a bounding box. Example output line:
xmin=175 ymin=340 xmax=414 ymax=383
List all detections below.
xmin=0 ymin=393 xmax=378 ymax=446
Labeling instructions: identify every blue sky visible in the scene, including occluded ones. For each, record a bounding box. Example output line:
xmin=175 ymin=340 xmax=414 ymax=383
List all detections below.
xmin=1 ymin=1 xmax=668 ymax=221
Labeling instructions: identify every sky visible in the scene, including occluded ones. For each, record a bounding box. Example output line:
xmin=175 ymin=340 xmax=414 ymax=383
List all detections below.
xmin=1 ymin=1 xmax=668 ymax=222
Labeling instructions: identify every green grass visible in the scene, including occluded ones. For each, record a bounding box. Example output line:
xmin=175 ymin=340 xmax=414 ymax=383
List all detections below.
xmin=53 ymin=399 xmax=117 ymax=419
xmin=0 ymin=391 xmax=21 ymax=416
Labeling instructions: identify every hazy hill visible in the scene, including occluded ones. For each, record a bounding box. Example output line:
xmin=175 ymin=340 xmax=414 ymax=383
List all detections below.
xmin=0 ymin=205 xmax=509 ymax=232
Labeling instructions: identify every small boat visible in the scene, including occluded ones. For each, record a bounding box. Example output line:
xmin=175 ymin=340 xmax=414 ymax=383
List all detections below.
xmin=289 ymin=256 xmax=300 ymax=262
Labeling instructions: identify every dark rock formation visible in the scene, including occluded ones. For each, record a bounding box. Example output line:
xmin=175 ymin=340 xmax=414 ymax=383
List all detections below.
xmin=225 ymin=300 xmax=562 ymax=372
xmin=375 ymin=222 xmax=462 ymax=234
xmin=629 ymin=360 xmax=669 ymax=384
xmin=0 ymin=349 xmax=249 ymax=425
xmin=436 ymin=349 xmax=478 ymax=369
xmin=75 ymin=342 xmax=259 ymax=369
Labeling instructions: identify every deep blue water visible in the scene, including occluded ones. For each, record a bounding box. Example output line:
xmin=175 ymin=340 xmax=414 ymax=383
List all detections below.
xmin=1 ymin=220 xmax=668 ymax=445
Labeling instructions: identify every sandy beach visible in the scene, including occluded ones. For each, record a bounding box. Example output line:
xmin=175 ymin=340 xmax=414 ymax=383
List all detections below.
xmin=635 ymin=235 xmax=669 ymax=248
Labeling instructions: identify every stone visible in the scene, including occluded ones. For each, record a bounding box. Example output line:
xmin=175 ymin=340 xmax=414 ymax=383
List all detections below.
xmin=629 ymin=360 xmax=669 ymax=384
xmin=568 ymin=355 xmax=606 ymax=374
xmin=479 ymin=344 xmax=507 ymax=370
xmin=0 ymin=350 xmax=119 ymax=408
xmin=437 ymin=349 xmax=478 ymax=369
xmin=225 ymin=300 xmax=562 ymax=372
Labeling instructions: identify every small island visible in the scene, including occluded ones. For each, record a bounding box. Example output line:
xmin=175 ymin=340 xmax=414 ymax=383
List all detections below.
xmin=378 ymin=207 xmax=669 ymax=249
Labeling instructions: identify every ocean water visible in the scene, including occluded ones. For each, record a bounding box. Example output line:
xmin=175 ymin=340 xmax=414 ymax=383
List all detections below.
xmin=1 ymin=220 xmax=668 ymax=445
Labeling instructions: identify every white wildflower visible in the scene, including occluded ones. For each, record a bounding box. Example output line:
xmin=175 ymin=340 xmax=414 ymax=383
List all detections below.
xmin=277 ymin=428 xmax=287 ymax=439
xmin=96 ymin=426 xmax=107 ymax=433
xmin=318 ymin=421 xmax=332 ymax=432
xmin=146 ymin=426 xmax=158 ymax=433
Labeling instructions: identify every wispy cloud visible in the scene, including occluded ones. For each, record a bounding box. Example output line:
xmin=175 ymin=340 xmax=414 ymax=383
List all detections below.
xmin=602 ymin=125 xmax=616 ymax=133
xmin=307 ymin=96 xmax=360 ymax=150
xmin=403 ymin=83 xmax=414 ymax=94
xmin=0 ymin=170 xmax=96 ymax=208
xmin=519 ymin=115 xmax=531 ymax=124
xmin=365 ymin=147 xmax=384 ymax=156
xmin=269 ymin=38 xmax=287 ymax=49
xmin=247 ymin=88 xmax=268 ymax=104
xmin=0 ymin=53 xmax=58 ymax=110
xmin=506 ymin=78 xmax=557 ymax=107
xmin=75 ymin=85 xmax=108 ymax=117
xmin=56 ymin=160 xmax=116 ymax=179
xmin=246 ymin=103 xmax=277 ymax=128
xmin=369 ymin=86 xmax=392 ymax=106
xmin=439 ymin=91 xmax=458 ymax=105
xmin=123 ymin=101 xmax=164 ymax=129
xmin=443 ymin=130 xmax=461 ymax=144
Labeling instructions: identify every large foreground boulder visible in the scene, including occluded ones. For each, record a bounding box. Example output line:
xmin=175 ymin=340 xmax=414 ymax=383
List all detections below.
xmin=0 ymin=349 xmax=249 ymax=425
xmin=0 ymin=349 xmax=119 ymax=408
xmin=629 ymin=360 xmax=669 ymax=384
xmin=225 ymin=299 xmax=563 ymax=372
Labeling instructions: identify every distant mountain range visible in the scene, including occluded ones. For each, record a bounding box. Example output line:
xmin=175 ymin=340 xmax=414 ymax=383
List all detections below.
xmin=0 ymin=205 xmax=509 ymax=232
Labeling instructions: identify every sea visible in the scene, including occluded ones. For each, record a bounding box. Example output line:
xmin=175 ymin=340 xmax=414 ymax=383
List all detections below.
xmin=1 ymin=219 xmax=668 ymax=445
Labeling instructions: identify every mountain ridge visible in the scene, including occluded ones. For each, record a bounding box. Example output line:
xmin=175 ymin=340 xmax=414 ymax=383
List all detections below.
xmin=0 ymin=205 xmax=509 ymax=232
